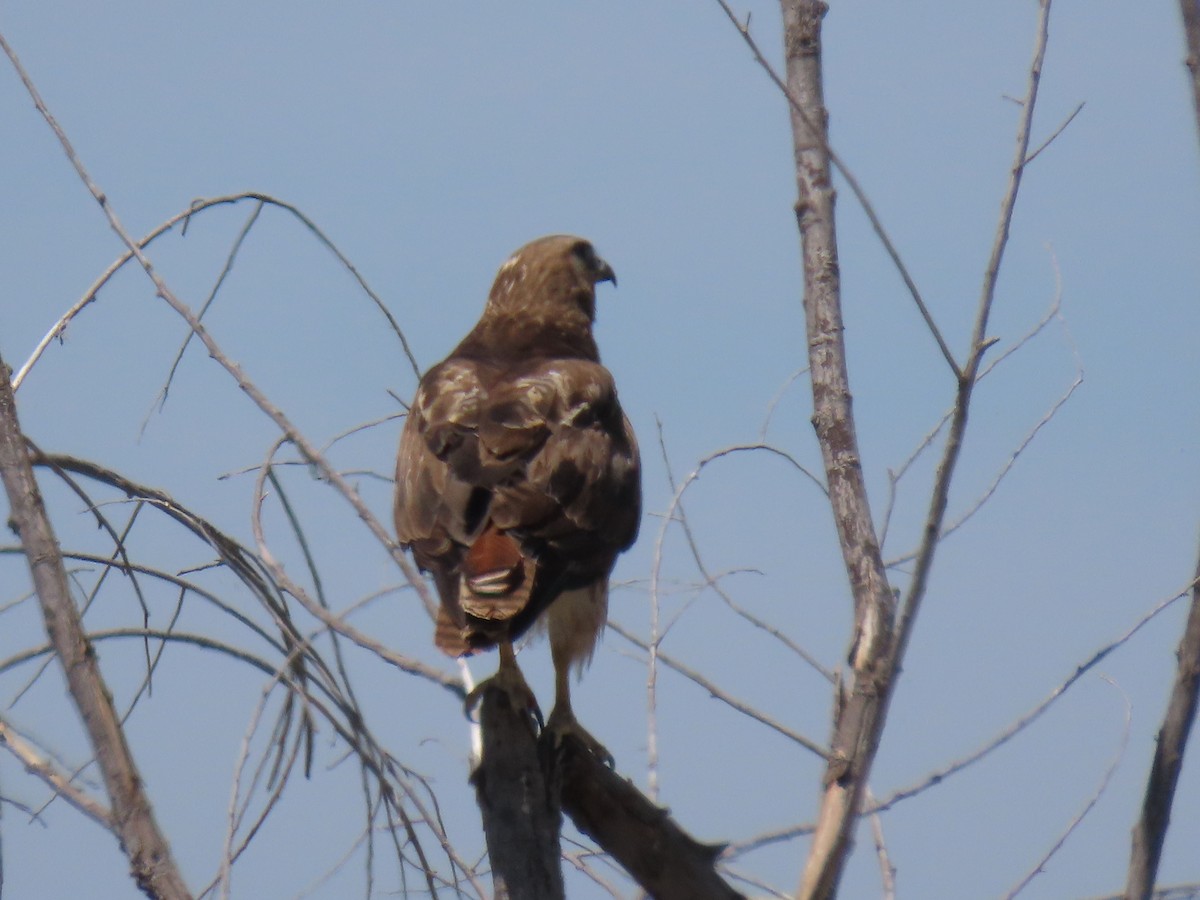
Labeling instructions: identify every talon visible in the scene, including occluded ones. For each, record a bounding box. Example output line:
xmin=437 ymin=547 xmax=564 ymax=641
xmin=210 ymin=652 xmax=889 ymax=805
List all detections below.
xmin=544 ymin=707 xmax=612 ymax=767
xmin=466 ymin=663 xmax=543 ymax=734
xmin=463 ymin=683 xmax=485 ymax=723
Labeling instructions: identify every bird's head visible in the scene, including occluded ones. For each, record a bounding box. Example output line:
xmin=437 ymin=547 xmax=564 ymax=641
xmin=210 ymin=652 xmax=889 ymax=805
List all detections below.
xmin=484 ymin=235 xmax=616 ymax=328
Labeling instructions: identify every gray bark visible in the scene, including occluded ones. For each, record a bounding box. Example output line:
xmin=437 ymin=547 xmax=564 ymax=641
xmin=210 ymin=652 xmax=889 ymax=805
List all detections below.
xmin=0 ymin=359 xmax=192 ymax=900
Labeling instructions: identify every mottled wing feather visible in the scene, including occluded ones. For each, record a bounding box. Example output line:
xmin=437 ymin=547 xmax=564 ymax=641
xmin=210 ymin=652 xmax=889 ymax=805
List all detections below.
xmin=487 ymin=360 xmax=640 ymax=642
xmin=491 ymin=360 xmax=640 ymax=554
xmin=394 ymin=362 xmax=484 ymax=654
xmin=395 ymin=355 xmax=639 ymax=656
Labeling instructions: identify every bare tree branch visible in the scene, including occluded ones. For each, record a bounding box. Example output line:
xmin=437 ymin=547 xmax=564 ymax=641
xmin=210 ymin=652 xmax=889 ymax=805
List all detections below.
xmin=470 ymin=686 xmax=565 ymax=900
xmin=11 ymin=191 xmax=418 ymax=394
xmin=0 ymin=713 xmax=113 ymax=830
xmin=1004 ymin=676 xmax=1130 ymax=899
xmin=0 ymin=351 xmax=192 ymax=899
xmin=882 ymin=265 xmax=1075 ymax=559
xmin=864 ymin=788 xmax=896 ymax=900
xmin=772 ymin=3 xmax=898 ymax=894
xmin=558 ymin=737 xmax=746 ymax=900
xmin=147 ymin=199 xmax=265 ymax=423
xmin=894 ymin=0 xmax=1054 ymax=688
xmin=723 ymin=821 xmax=812 ymax=860
xmin=1125 ymin=539 xmax=1200 ymax=899
xmin=867 ymin=575 xmax=1193 ymax=817
xmin=714 ymin=0 xmax=961 ymax=377
xmin=608 ymin=620 xmax=828 ymax=759
xmin=655 ymin=422 xmax=835 ymax=684
xmin=1180 ymin=0 xmax=1200 ymax=149
xmin=30 ymin=449 xmax=460 ymax=698
xmin=0 ymin=32 xmax=433 ymax=621
xmin=765 ymin=1 xmax=1057 ymax=894
xmin=1023 ymin=101 xmax=1085 ymax=166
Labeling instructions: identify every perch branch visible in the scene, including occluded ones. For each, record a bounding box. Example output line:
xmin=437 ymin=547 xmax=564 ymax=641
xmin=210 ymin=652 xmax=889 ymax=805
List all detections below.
xmin=470 ymin=686 xmax=565 ymax=899
xmin=558 ymin=736 xmax=746 ymax=900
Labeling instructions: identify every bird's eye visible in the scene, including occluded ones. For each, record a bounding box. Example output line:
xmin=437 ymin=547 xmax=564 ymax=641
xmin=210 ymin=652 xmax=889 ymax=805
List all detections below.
xmin=571 ymin=241 xmax=597 ymax=270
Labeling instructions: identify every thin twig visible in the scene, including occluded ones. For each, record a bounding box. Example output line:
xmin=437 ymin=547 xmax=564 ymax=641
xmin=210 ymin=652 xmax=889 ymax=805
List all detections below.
xmin=759 ymin=365 xmax=810 ymax=440
xmin=218 ymin=658 xmax=305 ymax=899
xmin=27 ymin=454 xmax=460 ymax=696
xmin=722 ymin=821 xmax=812 ymax=859
xmin=0 ymin=29 xmax=433 ymax=617
xmin=655 ymin=422 xmax=834 ymax=683
xmin=894 ymin=0 xmax=1055 ymax=671
xmin=1023 ymin=101 xmax=1085 ymax=166
xmin=0 ymin=338 xmax=192 ymax=898
xmin=1003 ymin=675 xmax=1131 ymax=899
xmin=250 ymin=440 xmax=463 ymax=695
xmin=647 ymin=518 xmax=663 ymax=803
xmin=865 ymin=787 xmax=896 ymax=900
xmin=867 ymin=576 xmax=1193 ymax=816
xmin=12 ymin=192 xmax=419 ymax=393
xmin=888 ymin=368 xmax=1083 ymax=569
xmin=145 ymin=200 xmax=265 ymax=427
xmin=608 ymin=620 xmax=827 ymax=759
xmin=881 ymin=260 xmax=1072 ymax=557
xmin=713 ymin=0 xmax=960 ymax=378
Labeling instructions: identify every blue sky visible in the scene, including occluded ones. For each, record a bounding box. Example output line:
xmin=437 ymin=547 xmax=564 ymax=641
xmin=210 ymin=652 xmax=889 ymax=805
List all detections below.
xmin=2 ymin=2 xmax=1199 ymax=898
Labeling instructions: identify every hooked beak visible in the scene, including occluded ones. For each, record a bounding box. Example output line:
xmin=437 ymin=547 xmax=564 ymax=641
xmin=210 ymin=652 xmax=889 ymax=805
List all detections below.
xmin=593 ymin=257 xmax=617 ymax=288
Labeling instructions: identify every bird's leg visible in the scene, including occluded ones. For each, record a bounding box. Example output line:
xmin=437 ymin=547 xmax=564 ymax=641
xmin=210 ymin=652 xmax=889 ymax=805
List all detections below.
xmin=544 ymin=644 xmax=613 ymax=767
xmin=464 ymin=641 xmax=543 ymax=733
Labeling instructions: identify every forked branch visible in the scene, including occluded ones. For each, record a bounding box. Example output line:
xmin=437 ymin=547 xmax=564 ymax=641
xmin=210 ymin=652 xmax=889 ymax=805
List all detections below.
xmin=775 ymin=3 xmax=895 ymax=895
xmin=769 ymin=0 xmax=1056 ymax=895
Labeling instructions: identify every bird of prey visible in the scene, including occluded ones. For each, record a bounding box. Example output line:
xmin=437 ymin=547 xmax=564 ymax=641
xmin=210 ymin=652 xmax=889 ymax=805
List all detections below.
xmin=394 ymin=234 xmax=640 ymax=759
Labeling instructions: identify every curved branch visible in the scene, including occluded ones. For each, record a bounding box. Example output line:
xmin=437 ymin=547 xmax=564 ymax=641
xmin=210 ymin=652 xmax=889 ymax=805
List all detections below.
xmin=12 ymin=191 xmax=419 ymax=392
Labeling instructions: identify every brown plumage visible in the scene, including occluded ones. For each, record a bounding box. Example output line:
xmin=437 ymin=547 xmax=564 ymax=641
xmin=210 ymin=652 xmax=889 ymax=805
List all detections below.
xmin=394 ymin=235 xmax=640 ymax=757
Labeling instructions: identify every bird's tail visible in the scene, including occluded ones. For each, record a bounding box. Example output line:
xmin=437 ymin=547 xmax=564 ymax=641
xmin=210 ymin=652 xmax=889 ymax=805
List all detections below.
xmin=459 ymin=525 xmax=532 ymax=623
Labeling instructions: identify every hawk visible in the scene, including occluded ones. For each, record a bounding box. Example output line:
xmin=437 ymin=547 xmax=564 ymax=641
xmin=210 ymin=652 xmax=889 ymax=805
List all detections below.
xmin=394 ymin=235 xmax=641 ymax=758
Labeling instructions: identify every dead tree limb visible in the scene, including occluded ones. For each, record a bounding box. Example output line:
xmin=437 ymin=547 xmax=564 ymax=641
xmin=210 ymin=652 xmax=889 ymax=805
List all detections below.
xmin=1128 ymin=10 xmax=1200 ymax=892
xmin=471 ymin=684 xmax=744 ymax=899
xmin=0 ymin=358 xmax=192 ymax=900
xmin=470 ymin=687 xmax=565 ymax=899
xmin=1180 ymin=0 xmax=1200 ymax=148
xmin=1124 ymin=546 xmax=1200 ymax=899
xmin=777 ymin=3 xmax=896 ymax=896
xmin=774 ymin=1 xmax=1054 ymax=895
xmin=558 ymin=738 xmax=746 ymax=900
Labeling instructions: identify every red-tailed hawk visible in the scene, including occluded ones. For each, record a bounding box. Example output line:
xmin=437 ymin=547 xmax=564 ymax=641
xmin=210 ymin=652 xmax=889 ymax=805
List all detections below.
xmin=394 ymin=235 xmax=641 ymax=758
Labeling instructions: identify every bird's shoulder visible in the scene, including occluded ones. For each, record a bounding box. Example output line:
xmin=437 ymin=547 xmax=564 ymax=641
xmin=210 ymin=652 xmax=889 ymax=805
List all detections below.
xmin=413 ymin=353 xmax=621 ymax=434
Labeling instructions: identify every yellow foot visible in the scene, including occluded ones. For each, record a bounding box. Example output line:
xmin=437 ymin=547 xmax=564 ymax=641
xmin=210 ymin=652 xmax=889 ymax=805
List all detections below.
xmin=542 ymin=707 xmax=613 ymax=767
xmin=464 ymin=665 xmax=543 ymax=733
